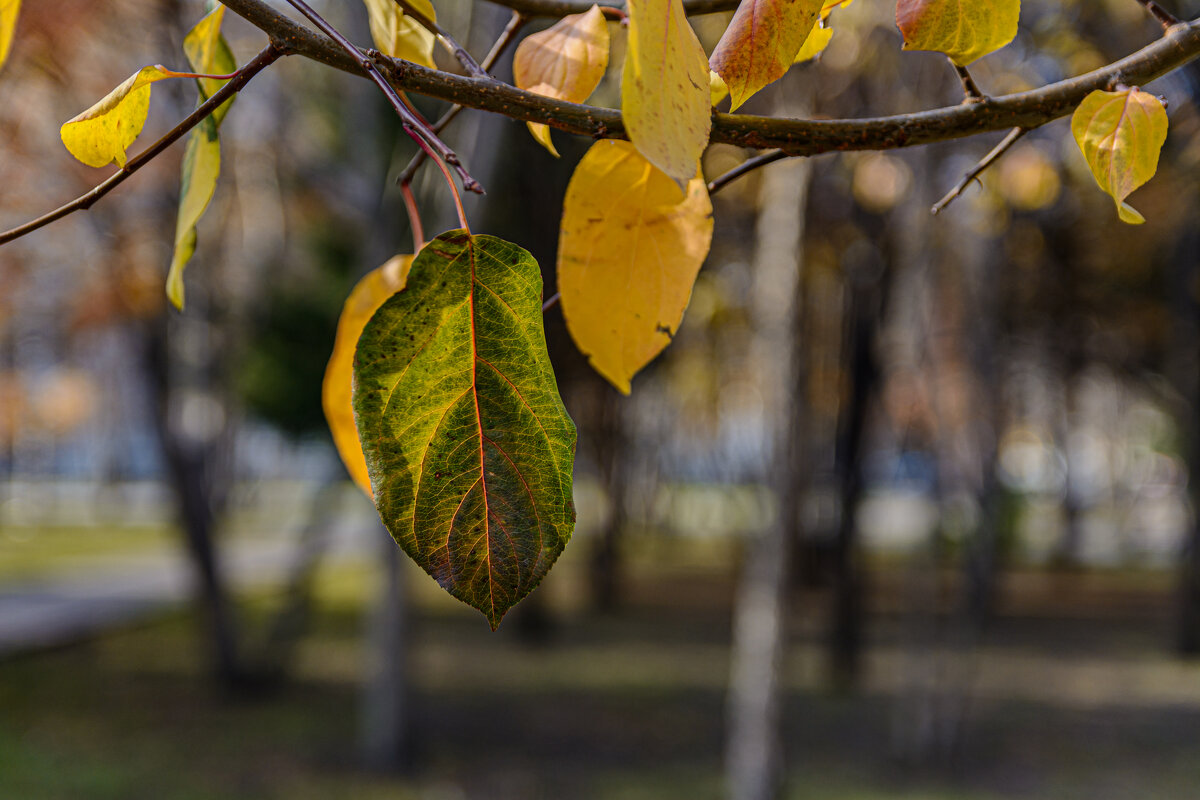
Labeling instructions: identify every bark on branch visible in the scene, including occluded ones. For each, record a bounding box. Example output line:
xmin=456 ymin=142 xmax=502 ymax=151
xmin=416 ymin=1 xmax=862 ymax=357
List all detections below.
xmin=222 ymin=0 xmax=1200 ymax=157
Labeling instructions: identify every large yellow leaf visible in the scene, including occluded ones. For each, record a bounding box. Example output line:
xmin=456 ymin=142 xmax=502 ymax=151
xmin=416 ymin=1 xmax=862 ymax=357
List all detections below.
xmin=0 ymin=0 xmax=19 ymax=73
xmin=558 ymin=140 xmax=713 ymax=393
xmin=622 ymin=0 xmax=711 ymax=185
xmin=1071 ymin=88 xmax=1168 ymax=225
xmin=362 ymin=0 xmax=437 ymax=70
xmin=168 ymin=6 xmax=238 ymax=310
xmin=710 ymin=0 xmax=824 ymax=110
xmin=60 ymin=65 xmax=173 ymax=168
xmin=895 ymin=0 xmax=1019 ymax=66
xmin=323 ymin=255 xmax=414 ymax=495
xmin=513 ymin=5 xmax=610 ymax=158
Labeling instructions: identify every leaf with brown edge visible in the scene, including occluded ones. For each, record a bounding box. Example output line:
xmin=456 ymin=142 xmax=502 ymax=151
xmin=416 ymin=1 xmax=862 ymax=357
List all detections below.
xmin=513 ymin=4 xmax=610 ymax=158
xmin=323 ymin=255 xmax=413 ymax=496
xmin=1071 ymin=87 xmax=1168 ymax=225
xmin=558 ymin=140 xmax=713 ymax=393
xmin=622 ymin=0 xmax=711 ymax=185
xmin=0 ymin=0 xmax=19 ymax=73
xmin=353 ymin=231 xmax=577 ymax=629
xmin=710 ymin=0 xmax=824 ymax=110
xmin=896 ymin=0 xmax=1019 ymax=66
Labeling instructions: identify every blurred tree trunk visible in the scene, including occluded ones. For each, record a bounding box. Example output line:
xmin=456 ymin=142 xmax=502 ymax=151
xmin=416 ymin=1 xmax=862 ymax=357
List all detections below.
xmin=1172 ymin=221 xmax=1200 ymax=655
xmin=362 ymin=529 xmax=411 ymax=770
xmin=590 ymin=385 xmax=629 ymax=613
xmin=725 ymin=86 xmax=812 ymax=800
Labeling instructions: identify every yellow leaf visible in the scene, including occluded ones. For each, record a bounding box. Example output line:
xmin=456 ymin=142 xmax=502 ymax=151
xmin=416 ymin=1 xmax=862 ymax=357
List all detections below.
xmin=362 ymin=0 xmax=437 ymax=70
xmin=167 ymin=6 xmax=239 ymax=311
xmin=1071 ymin=87 xmax=1168 ymax=225
xmin=0 ymin=0 xmax=19 ymax=73
xmin=167 ymin=118 xmax=220 ymax=310
xmin=184 ymin=4 xmax=237 ymax=124
xmin=793 ymin=20 xmax=833 ymax=64
xmin=709 ymin=70 xmax=729 ymax=107
xmin=710 ymin=0 xmax=824 ymax=110
xmin=896 ymin=0 xmax=1019 ymax=66
xmin=622 ymin=0 xmax=711 ymax=186
xmin=60 ymin=65 xmax=172 ymax=168
xmin=820 ymin=0 xmax=852 ymax=16
xmin=323 ymin=255 xmax=414 ymax=495
xmin=513 ymin=5 xmax=610 ymax=157
xmin=558 ymin=140 xmax=713 ymax=393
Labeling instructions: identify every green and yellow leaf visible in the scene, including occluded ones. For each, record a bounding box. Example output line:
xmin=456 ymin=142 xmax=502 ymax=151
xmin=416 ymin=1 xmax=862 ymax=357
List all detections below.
xmin=362 ymin=0 xmax=437 ymax=70
xmin=167 ymin=6 xmax=239 ymax=310
xmin=353 ymin=231 xmax=577 ymax=629
xmin=558 ymin=140 xmax=713 ymax=393
xmin=709 ymin=0 xmax=824 ymax=110
xmin=513 ymin=5 xmax=610 ymax=158
xmin=895 ymin=0 xmax=1020 ymax=66
xmin=60 ymin=65 xmax=173 ymax=168
xmin=622 ymin=0 xmax=711 ymax=185
xmin=0 ymin=0 xmax=19 ymax=73
xmin=323 ymin=255 xmax=414 ymax=495
xmin=1071 ymin=87 xmax=1168 ymax=225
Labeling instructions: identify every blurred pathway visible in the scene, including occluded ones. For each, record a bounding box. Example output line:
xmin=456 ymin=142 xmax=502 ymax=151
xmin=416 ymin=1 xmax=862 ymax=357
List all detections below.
xmin=0 ymin=523 xmax=376 ymax=657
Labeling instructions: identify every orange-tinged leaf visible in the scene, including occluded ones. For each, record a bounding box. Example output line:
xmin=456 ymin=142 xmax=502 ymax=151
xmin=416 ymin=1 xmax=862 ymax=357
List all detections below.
xmin=710 ymin=0 xmax=824 ymax=110
xmin=896 ymin=0 xmax=1019 ymax=66
xmin=362 ymin=0 xmax=437 ymax=69
xmin=1071 ymin=87 xmax=1168 ymax=225
xmin=0 ymin=0 xmax=19 ymax=73
xmin=323 ymin=255 xmax=414 ymax=496
xmin=558 ymin=140 xmax=713 ymax=393
xmin=513 ymin=5 xmax=610 ymax=157
xmin=60 ymin=65 xmax=173 ymax=168
xmin=622 ymin=0 xmax=711 ymax=185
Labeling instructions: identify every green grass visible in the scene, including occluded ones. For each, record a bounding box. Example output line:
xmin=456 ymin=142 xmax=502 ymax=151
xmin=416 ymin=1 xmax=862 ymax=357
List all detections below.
xmin=0 ymin=524 xmax=175 ymax=581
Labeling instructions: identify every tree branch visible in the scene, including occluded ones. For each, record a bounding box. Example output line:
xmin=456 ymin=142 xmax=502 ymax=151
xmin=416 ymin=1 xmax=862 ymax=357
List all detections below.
xmin=1134 ymin=0 xmax=1182 ymax=30
xmin=707 ymin=149 xmax=787 ymax=195
xmin=931 ymin=127 xmax=1026 ymax=215
xmin=219 ymin=0 xmax=1200 ymax=157
xmin=0 ymin=44 xmax=283 ymax=246
xmin=479 ymin=0 xmax=735 ymax=17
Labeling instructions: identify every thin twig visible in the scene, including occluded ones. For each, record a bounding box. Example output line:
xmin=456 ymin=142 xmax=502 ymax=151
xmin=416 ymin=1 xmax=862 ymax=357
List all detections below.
xmin=281 ymin=0 xmax=482 ymax=198
xmin=953 ymin=60 xmax=986 ymax=102
xmin=542 ymin=292 xmax=561 ymax=312
xmin=707 ymin=149 xmax=788 ymax=195
xmin=1134 ymin=0 xmax=1182 ymax=30
xmin=390 ymin=0 xmax=486 ymax=77
xmin=0 ymin=45 xmax=283 ymax=247
xmin=400 ymin=182 xmax=426 ymax=250
xmin=397 ymin=11 xmax=528 ymax=188
xmin=931 ymin=127 xmax=1026 ymax=215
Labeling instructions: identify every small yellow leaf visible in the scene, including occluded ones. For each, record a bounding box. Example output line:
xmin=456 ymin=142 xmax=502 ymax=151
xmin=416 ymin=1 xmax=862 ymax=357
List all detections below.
xmin=710 ymin=0 xmax=824 ymax=110
xmin=0 ymin=0 xmax=19 ymax=73
xmin=793 ymin=20 xmax=833 ymax=64
xmin=709 ymin=70 xmax=729 ymax=107
xmin=513 ymin=5 xmax=610 ymax=157
xmin=60 ymin=65 xmax=172 ymax=168
xmin=1071 ymin=87 xmax=1168 ymax=225
xmin=323 ymin=255 xmax=414 ymax=495
xmin=362 ymin=0 xmax=437 ymax=70
xmin=558 ymin=140 xmax=713 ymax=393
xmin=896 ymin=0 xmax=1020 ymax=66
xmin=622 ymin=0 xmax=711 ymax=186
